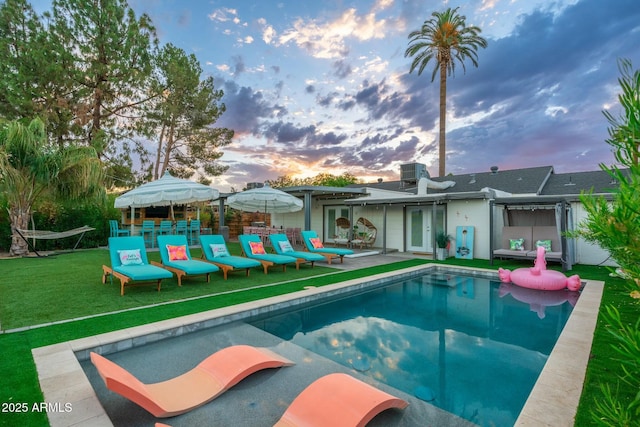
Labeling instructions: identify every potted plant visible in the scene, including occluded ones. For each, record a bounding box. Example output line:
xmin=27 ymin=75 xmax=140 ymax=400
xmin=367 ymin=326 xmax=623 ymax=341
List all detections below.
xmin=435 ymin=231 xmax=451 ymax=260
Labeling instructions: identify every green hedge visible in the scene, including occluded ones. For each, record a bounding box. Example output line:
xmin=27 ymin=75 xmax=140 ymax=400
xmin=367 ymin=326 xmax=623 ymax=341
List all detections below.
xmin=0 ymin=194 xmax=122 ymax=252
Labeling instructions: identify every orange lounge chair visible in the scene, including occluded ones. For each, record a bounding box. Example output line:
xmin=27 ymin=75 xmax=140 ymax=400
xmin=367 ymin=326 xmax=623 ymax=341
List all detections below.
xmin=90 ymin=345 xmax=294 ymax=418
xmin=274 ymin=373 xmax=409 ymax=427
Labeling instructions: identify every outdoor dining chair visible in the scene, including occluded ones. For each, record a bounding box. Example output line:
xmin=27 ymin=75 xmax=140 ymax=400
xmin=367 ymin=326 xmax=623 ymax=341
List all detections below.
xmin=175 ymin=220 xmax=188 ymax=236
xmin=141 ymin=220 xmax=155 ymax=248
xmin=158 ymin=220 xmax=173 ymax=236
xmin=109 ymin=220 xmax=130 ymax=237
xmin=188 ymin=220 xmax=201 ymax=245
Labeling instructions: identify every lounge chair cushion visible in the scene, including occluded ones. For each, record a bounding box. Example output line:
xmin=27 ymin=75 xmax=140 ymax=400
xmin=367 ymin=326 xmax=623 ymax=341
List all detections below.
xmin=117 ymin=249 xmax=143 ymax=265
xmin=167 ymin=244 xmax=189 ymax=261
xmin=311 ymin=247 xmax=354 ymax=256
xmin=164 ymin=259 xmax=219 ymax=275
xmin=288 ymin=251 xmax=325 ymax=262
xmin=250 ymin=253 xmax=298 ymax=264
xmin=249 ymin=241 xmax=267 ymax=255
xmin=210 ymin=244 xmax=230 ymax=258
xmin=114 ymin=264 xmax=172 ymax=281
xmin=213 ymin=256 xmax=261 ymax=269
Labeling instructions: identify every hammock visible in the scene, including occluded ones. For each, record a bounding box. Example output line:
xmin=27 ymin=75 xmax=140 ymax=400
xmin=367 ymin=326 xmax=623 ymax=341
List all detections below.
xmin=15 ymin=225 xmax=95 ymax=257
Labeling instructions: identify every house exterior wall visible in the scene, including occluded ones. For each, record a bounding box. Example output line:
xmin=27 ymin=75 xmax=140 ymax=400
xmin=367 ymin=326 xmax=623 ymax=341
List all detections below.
xmin=339 ymin=199 xmax=493 ymax=257
xmin=268 ymin=192 xmax=617 ymax=267
xmin=446 ymin=199 xmax=492 ymax=259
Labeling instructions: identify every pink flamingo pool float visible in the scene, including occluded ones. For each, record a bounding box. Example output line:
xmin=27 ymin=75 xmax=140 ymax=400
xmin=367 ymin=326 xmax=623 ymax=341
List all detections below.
xmin=499 ymin=246 xmax=581 ymax=291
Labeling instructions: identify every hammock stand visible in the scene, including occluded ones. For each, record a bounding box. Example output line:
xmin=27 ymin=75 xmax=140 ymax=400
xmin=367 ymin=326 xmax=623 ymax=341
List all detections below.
xmin=15 ymin=225 xmax=95 ymax=257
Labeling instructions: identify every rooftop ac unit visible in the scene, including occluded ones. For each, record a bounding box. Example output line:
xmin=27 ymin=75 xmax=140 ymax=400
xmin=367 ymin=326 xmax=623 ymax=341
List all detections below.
xmin=400 ymin=163 xmax=428 ymax=184
xmin=246 ymin=182 xmax=263 ymax=190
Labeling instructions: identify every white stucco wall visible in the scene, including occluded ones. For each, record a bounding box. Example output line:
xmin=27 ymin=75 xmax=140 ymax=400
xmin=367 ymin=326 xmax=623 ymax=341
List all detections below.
xmin=446 ymin=199 xmax=493 ymax=259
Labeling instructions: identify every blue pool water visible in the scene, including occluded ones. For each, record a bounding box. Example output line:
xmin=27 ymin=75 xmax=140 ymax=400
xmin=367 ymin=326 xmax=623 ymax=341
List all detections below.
xmin=250 ymin=272 xmax=577 ymax=426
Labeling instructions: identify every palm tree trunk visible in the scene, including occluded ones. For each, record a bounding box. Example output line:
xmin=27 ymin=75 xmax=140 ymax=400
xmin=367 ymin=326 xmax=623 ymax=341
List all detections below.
xmin=439 ymin=61 xmax=447 ymax=177
xmin=8 ymin=204 xmax=30 ymax=256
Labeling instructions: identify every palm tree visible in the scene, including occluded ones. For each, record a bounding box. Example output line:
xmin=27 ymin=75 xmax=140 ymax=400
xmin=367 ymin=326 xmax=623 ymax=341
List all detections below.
xmin=0 ymin=118 xmax=104 ymax=256
xmin=405 ymin=7 xmax=487 ymax=177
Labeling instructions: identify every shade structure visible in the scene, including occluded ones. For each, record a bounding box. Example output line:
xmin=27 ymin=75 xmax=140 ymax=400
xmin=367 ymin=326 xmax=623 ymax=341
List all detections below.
xmin=227 ymin=184 xmax=303 ymax=219
xmin=114 ymin=171 xmax=219 ymax=208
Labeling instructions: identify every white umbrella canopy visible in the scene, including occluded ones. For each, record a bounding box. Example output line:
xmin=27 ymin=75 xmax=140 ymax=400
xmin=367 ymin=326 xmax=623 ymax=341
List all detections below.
xmin=114 ymin=171 xmax=219 ymax=208
xmin=227 ymin=184 xmax=303 ymax=220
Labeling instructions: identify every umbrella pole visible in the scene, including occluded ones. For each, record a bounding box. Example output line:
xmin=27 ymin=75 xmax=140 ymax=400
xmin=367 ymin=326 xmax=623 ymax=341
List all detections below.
xmin=130 ymin=207 xmax=135 ymax=235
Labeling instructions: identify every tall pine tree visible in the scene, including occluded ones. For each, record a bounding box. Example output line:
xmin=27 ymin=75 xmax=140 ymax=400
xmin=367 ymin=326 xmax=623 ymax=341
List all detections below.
xmin=142 ymin=43 xmax=233 ymax=183
xmin=48 ymin=0 xmax=157 ymax=158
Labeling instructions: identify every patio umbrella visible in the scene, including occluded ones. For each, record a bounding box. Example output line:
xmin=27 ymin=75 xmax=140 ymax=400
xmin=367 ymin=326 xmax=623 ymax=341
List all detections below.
xmin=114 ymin=171 xmax=219 ymax=229
xmin=226 ymin=183 xmax=303 ymax=222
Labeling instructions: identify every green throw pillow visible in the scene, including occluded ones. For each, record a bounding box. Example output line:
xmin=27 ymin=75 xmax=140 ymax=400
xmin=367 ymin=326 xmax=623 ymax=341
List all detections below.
xmin=509 ymin=238 xmax=525 ymax=251
xmin=535 ymin=239 xmax=552 ymax=251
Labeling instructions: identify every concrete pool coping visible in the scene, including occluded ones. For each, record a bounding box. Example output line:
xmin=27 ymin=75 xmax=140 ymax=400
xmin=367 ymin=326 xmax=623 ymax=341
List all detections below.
xmin=32 ymin=263 xmax=603 ymax=426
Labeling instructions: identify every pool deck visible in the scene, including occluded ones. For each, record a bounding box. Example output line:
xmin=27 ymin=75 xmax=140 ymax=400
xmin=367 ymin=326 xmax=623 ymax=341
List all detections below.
xmin=32 ymin=252 xmax=603 ymax=427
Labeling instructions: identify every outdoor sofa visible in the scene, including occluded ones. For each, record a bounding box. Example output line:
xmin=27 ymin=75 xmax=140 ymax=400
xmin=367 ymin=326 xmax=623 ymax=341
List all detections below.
xmin=493 ymin=225 xmax=562 ymax=262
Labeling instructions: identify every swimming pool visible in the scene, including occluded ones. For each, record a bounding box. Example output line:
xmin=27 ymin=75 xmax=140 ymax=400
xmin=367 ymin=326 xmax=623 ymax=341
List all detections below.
xmin=249 ymin=273 xmax=577 ymax=426
xmin=35 ymin=264 xmax=602 ymax=427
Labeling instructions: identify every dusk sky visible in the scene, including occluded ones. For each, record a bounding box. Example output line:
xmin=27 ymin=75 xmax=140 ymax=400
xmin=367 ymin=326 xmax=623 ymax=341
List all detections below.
xmin=35 ymin=0 xmax=640 ymax=191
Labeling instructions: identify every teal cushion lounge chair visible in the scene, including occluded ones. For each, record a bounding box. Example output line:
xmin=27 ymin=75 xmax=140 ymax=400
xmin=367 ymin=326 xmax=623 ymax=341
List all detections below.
xmin=301 ymin=230 xmax=354 ymax=264
xmin=200 ymin=235 xmax=262 ymax=279
xmin=102 ymin=236 xmax=173 ymax=296
xmin=269 ymin=233 xmax=325 ymax=268
xmin=238 ymin=234 xmax=300 ymax=273
xmin=157 ymin=235 xmax=220 ymax=286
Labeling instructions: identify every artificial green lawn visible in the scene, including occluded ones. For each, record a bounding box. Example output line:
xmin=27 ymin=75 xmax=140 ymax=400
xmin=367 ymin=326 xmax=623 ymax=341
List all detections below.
xmin=0 ymin=245 xmax=338 ymax=330
xmin=0 ymin=248 xmax=634 ymax=426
